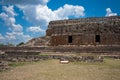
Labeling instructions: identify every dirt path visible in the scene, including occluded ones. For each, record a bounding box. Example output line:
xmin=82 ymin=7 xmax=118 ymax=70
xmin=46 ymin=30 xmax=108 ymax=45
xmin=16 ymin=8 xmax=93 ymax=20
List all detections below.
xmin=0 ymin=59 xmax=120 ymax=80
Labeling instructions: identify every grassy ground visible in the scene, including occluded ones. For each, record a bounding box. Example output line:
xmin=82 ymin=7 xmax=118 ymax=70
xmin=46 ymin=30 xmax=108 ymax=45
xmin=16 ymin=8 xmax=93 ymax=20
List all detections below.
xmin=0 ymin=58 xmax=120 ymax=80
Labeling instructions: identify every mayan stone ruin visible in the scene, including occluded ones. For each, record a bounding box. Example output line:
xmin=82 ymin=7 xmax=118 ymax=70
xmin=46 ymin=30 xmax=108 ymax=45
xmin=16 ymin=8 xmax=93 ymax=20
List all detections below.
xmin=0 ymin=16 xmax=120 ymax=70
xmin=46 ymin=16 xmax=120 ymax=46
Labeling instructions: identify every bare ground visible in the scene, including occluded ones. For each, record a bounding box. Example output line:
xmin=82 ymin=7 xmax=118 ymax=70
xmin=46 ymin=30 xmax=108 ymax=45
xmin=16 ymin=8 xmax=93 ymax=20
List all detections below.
xmin=0 ymin=59 xmax=120 ymax=80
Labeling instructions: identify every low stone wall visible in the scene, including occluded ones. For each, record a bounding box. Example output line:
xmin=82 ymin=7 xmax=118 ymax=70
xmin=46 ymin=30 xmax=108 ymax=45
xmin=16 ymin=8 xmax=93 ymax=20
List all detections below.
xmin=50 ymin=45 xmax=120 ymax=53
xmin=0 ymin=46 xmax=120 ymax=53
xmin=0 ymin=61 xmax=9 ymax=71
xmin=1 ymin=52 xmax=120 ymax=71
xmin=0 ymin=53 xmax=104 ymax=63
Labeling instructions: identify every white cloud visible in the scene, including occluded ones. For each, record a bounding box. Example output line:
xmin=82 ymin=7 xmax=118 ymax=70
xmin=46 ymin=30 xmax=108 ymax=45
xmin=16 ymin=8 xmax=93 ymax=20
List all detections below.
xmin=27 ymin=26 xmax=45 ymax=33
xmin=3 ymin=6 xmax=17 ymax=17
xmin=0 ymin=2 xmax=85 ymax=44
xmin=0 ymin=6 xmax=22 ymax=32
xmin=1 ymin=0 xmax=49 ymax=5
xmin=5 ymin=32 xmax=32 ymax=44
xmin=106 ymin=8 xmax=117 ymax=17
xmin=54 ymin=4 xmax=85 ymax=19
xmin=0 ymin=6 xmax=32 ymax=44
xmin=0 ymin=34 xmax=5 ymax=40
xmin=17 ymin=4 xmax=85 ymax=30
xmin=0 ymin=34 xmax=5 ymax=44
xmin=6 ymin=33 xmax=16 ymax=40
xmin=12 ymin=24 xmax=23 ymax=32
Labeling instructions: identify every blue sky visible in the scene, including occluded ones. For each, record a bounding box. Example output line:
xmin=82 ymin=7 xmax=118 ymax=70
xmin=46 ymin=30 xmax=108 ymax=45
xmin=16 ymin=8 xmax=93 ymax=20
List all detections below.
xmin=0 ymin=0 xmax=119 ymax=44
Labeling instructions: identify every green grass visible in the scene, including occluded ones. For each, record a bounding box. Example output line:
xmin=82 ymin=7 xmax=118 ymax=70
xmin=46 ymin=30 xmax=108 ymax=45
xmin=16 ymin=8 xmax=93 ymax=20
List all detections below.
xmin=39 ymin=53 xmax=50 ymax=56
xmin=0 ymin=58 xmax=120 ymax=80
xmin=72 ymin=58 xmax=120 ymax=68
xmin=103 ymin=58 xmax=120 ymax=69
xmin=9 ymin=62 xmax=35 ymax=67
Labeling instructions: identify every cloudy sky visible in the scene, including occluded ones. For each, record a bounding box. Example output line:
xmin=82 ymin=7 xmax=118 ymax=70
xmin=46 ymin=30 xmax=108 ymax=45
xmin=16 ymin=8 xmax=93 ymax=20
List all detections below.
xmin=0 ymin=0 xmax=120 ymax=44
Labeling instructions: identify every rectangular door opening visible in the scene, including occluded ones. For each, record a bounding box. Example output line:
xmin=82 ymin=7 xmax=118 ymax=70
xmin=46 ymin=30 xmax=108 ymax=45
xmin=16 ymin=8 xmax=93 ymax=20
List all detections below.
xmin=95 ymin=35 xmax=100 ymax=43
xmin=68 ymin=36 xmax=72 ymax=43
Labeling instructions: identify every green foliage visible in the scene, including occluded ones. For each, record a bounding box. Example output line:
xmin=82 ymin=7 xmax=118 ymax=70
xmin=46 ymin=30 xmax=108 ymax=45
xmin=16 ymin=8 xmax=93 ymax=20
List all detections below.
xmin=0 ymin=43 xmax=6 ymax=47
xmin=16 ymin=42 xmax=24 ymax=46
xmin=0 ymin=43 xmax=14 ymax=47
xmin=7 ymin=43 xmax=14 ymax=47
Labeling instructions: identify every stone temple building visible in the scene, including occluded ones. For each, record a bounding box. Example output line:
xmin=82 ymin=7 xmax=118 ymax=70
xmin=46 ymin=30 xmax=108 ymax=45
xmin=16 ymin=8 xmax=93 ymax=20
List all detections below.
xmin=46 ymin=16 xmax=120 ymax=46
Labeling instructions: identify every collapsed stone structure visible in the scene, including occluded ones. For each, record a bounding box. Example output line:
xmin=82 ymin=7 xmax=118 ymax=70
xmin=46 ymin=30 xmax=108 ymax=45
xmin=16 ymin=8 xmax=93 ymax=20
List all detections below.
xmin=0 ymin=48 xmax=104 ymax=63
xmin=24 ymin=36 xmax=51 ymax=47
xmin=1 ymin=16 xmax=120 ymax=71
xmin=3 ymin=16 xmax=119 ymax=57
xmin=47 ymin=16 xmax=120 ymax=46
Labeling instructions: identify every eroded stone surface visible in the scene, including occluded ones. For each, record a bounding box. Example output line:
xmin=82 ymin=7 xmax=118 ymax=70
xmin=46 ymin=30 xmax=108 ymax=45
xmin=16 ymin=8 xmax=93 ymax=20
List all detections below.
xmin=47 ymin=16 xmax=120 ymax=46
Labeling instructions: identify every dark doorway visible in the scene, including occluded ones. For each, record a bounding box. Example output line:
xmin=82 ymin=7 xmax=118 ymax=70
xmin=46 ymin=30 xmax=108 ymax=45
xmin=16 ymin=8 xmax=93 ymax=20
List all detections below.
xmin=68 ymin=36 xmax=72 ymax=43
xmin=95 ymin=35 xmax=100 ymax=43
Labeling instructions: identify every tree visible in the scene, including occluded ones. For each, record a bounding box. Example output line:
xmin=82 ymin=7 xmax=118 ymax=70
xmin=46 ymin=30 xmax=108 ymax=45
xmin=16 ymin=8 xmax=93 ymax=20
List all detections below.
xmin=0 ymin=43 xmax=14 ymax=47
xmin=17 ymin=42 xmax=24 ymax=46
xmin=0 ymin=43 xmax=6 ymax=47
xmin=7 ymin=43 xmax=14 ymax=47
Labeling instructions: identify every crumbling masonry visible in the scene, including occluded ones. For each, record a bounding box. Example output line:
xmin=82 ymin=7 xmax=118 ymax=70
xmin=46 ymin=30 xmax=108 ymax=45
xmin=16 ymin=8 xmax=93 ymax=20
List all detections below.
xmin=46 ymin=16 xmax=120 ymax=46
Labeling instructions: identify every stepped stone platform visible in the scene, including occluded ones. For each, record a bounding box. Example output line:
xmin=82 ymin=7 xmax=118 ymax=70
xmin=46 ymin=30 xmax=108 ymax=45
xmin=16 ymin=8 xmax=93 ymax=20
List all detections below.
xmin=0 ymin=45 xmax=120 ymax=57
xmin=0 ymin=16 xmax=120 ymax=64
xmin=0 ymin=16 xmax=120 ymax=72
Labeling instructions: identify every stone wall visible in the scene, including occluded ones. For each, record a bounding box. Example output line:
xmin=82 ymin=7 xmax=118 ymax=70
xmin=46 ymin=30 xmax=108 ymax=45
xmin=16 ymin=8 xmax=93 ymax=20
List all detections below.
xmin=47 ymin=16 xmax=120 ymax=46
xmin=0 ymin=46 xmax=120 ymax=53
xmin=0 ymin=53 xmax=104 ymax=63
xmin=0 ymin=61 xmax=9 ymax=71
xmin=23 ymin=36 xmax=51 ymax=47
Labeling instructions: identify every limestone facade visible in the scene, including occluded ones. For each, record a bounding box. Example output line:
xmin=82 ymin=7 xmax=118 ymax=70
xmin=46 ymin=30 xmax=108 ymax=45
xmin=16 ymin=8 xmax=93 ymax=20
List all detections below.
xmin=46 ymin=16 xmax=120 ymax=46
